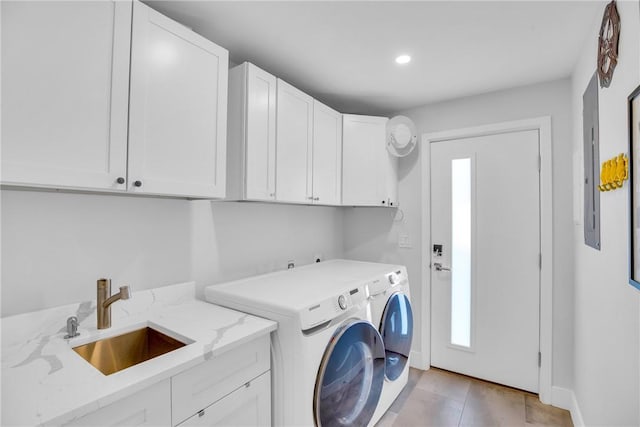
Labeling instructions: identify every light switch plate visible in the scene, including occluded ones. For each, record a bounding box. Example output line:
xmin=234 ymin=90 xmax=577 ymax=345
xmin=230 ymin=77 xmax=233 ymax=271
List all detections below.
xmin=398 ymin=234 xmax=412 ymax=248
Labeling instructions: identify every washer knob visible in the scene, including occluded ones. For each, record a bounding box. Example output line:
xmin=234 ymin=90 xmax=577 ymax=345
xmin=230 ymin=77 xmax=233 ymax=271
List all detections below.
xmin=388 ymin=274 xmax=397 ymax=285
xmin=338 ymin=295 xmax=347 ymax=310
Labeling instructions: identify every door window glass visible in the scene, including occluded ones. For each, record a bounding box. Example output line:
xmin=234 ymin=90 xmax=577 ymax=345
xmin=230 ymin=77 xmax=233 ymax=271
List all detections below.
xmin=451 ymin=158 xmax=472 ymax=348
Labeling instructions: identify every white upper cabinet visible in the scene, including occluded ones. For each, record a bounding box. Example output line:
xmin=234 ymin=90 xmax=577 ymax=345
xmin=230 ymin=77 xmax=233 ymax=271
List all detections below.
xmin=2 ymin=1 xmax=228 ymax=199
xmin=227 ymin=62 xmax=277 ymax=201
xmin=1 ymin=1 xmax=132 ymax=190
xmin=229 ymin=69 xmax=341 ymax=205
xmin=342 ymin=114 xmax=398 ymax=207
xmin=276 ymin=79 xmax=314 ymax=204
xmin=311 ymin=101 xmax=342 ymax=205
xmin=128 ymin=1 xmax=228 ymax=198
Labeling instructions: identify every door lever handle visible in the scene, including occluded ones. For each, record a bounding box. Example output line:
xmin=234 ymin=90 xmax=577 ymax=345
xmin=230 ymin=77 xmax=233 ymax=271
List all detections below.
xmin=433 ymin=262 xmax=451 ymax=272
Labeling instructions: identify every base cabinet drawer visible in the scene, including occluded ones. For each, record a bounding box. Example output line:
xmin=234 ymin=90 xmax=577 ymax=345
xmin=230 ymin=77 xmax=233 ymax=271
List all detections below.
xmin=63 ymin=379 xmax=171 ymax=426
xmin=177 ymin=371 xmax=270 ymax=426
xmin=171 ymin=335 xmax=270 ymax=425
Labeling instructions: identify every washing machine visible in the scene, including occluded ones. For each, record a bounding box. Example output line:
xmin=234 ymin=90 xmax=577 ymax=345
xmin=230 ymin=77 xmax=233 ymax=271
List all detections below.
xmin=367 ymin=266 xmax=414 ymax=425
xmin=205 ymin=260 xmax=402 ymax=426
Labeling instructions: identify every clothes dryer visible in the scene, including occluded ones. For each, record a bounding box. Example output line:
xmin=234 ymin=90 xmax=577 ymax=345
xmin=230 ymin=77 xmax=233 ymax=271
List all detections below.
xmin=367 ymin=267 xmax=414 ymax=424
xmin=205 ymin=260 xmax=402 ymax=426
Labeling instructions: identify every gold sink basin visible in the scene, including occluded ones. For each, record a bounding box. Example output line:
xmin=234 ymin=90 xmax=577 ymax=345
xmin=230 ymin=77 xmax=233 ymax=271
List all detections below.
xmin=73 ymin=327 xmax=187 ymax=375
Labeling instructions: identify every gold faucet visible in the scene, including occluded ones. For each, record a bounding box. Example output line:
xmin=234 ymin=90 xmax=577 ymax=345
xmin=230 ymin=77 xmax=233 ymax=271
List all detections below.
xmin=97 ymin=279 xmax=131 ymax=329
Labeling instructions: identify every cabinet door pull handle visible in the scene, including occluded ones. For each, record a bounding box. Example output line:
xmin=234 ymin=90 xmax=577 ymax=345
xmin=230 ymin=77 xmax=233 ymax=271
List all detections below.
xmin=314 ymin=197 xmax=319 ymax=201
xmin=198 ymin=409 xmax=205 ymax=417
xmin=116 ymin=177 xmax=125 ymax=184
xmin=133 ymin=180 xmax=143 ymax=188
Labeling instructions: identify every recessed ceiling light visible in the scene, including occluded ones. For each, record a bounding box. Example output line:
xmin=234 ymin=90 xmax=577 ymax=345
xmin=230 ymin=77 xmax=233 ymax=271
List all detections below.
xmin=395 ymin=55 xmax=411 ymax=65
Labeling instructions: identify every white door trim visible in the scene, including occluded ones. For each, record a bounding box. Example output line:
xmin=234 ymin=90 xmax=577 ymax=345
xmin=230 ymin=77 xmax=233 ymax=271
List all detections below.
xmin=416 ymin=116 xmax=553 ymax=404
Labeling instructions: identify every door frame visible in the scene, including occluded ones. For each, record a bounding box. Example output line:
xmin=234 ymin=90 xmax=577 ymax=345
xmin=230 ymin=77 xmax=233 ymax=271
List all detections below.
xmin=417 ymin=116 xmax=552 ymax=404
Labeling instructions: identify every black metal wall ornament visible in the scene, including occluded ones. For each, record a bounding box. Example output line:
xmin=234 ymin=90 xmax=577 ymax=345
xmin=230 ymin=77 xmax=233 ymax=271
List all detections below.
xmin=597 ymin=0 xmax=621 ymax=88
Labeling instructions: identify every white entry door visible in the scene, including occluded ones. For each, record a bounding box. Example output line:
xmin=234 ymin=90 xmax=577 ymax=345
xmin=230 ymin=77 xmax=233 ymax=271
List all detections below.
xmin=430 ymin=129 xmax=540 ymax=393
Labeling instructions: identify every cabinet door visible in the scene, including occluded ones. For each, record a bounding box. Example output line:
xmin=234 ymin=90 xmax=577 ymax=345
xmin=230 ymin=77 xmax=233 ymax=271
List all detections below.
xmin=64 ymin=379 xmax=171 ymax=426
xmin=1 ymin=1 xmax=131 ymax=191
xmin=312 ymin=101 xmax=342 ymax=205
xmin=245 ymin=64 xmax=277 ymax=201
xmin=178 ymin=372 xmax=270 ymax=427
xmin=171 ymin=335 xmax=270 ymax=426
xmin=342 ymin=115 xmax=389 ymax=206
xmin=276 ymin=79 xmax=313 ymax=203
xmin=385 ymin=148 xmax=399 ymax=207
xmin=128 ymin=1 xmax=228 ymax=198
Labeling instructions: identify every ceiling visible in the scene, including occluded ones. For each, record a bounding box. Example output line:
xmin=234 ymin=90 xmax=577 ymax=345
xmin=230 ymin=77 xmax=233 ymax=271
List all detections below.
xmin=148 ymin=1 xmax=603 ymax=116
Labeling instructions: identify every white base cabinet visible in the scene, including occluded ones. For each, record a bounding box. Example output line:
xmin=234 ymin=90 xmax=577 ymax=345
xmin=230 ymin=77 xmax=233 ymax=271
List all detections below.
xmin=62 ymin=335 xmax=270 ymax=427
xmin=171 ymin=335 xmax=270 ymax=425
xmin=63 ymin=379 xmax=171 ymax=426
xmin=177 ymin=372 xmax=270 ymax=427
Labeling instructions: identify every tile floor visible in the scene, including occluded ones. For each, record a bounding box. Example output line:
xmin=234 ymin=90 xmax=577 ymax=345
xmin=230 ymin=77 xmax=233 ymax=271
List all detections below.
xmin=376 ymin=368 xmax=573 ymax=427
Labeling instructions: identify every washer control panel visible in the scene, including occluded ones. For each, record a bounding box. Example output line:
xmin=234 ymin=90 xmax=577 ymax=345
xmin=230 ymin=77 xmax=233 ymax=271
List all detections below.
xmin=300 ymin=286 xmax=366 ymax=331
xmin=367 ymin=268 xmax=409 ymax=297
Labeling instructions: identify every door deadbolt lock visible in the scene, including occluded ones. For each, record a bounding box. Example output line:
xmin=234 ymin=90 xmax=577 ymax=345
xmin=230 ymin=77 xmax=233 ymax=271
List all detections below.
xmin=433 ymin=244 xmax=443 ymax=257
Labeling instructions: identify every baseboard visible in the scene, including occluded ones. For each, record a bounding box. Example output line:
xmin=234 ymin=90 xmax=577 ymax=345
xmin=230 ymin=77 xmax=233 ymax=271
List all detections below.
xmin=551 ymin=386 xmax=572 ymax=410
xmin=569 ymin=391 xmax=585 ymax=427
xmin=409 ymin=350 xmax=429 ymax=370
xmin=551 ymin=386 xmax=584 ymax=427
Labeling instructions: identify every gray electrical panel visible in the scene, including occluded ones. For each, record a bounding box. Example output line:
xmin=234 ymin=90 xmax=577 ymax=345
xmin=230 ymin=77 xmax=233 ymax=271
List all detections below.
xmin=583 ymin=72 xmax=600 ymax=250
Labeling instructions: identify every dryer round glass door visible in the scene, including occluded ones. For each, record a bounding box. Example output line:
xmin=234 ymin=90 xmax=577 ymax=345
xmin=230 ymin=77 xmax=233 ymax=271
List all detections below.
xmin=380 ymin=292 xmax=414 ymax=381
xmin=314 ymin=320 xmax=385 ymax=427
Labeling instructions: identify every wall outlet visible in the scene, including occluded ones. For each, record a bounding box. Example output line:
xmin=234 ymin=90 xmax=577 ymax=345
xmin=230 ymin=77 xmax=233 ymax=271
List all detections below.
xmin=313 ymin=254 xmax=323 ymax=263
xmin=398 ymin=234 xmax=412 ymax=249
xmin=287 ymin=260 xmax=295 ymax=269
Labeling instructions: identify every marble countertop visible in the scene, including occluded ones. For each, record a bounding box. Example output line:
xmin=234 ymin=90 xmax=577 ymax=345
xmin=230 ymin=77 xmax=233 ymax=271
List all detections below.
xmin=1 ymin=282 xmax=277 ymax=426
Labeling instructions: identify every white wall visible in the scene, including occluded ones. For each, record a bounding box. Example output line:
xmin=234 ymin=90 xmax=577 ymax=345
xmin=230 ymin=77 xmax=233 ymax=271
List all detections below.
xmin=343 ymin=78 xmax=575 ymax=390
xmin=1 ymin=190 xmax=343 ymax=316
xmin=190 ymin=200 xmax=343 ymax=298
xmin=570 ymin=1 xmax=640 ymax=425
